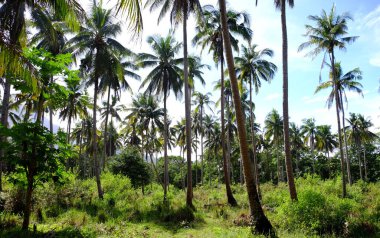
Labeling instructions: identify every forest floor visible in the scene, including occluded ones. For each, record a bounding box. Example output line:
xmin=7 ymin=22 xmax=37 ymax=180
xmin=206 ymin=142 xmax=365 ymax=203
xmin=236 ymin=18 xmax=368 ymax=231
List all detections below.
xmin=0 ymin=173 xmax=379 ymax=237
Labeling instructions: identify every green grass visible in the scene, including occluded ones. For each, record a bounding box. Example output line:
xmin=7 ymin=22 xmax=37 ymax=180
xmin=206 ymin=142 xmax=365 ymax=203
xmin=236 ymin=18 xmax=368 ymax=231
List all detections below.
xmin=0 ymin=173 xmax=379 ymax=237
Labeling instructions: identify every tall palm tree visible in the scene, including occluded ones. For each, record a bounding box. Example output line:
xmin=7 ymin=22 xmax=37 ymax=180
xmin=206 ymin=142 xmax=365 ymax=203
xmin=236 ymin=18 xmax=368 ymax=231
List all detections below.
xmin=264 ymin=109 xmax=284 ymax=183
xmin=218 ymin=0 xmax=273 ymax=234
xmin=298 ymin=5 xmax=358 ymax=197
xmin=301 ymin=118 xmax=317 ymax=151
xmin=193 ymin=4 xmax=252 ymax=206
xmin=99 ymin=53 xmax=140 ymax=171
xmin=192 ymin=91 xmax=214 ymax=185
xmin=235 ymin=44 xmax=277 ymax=190
xmin=65 ymin=2 xmax=128 ymax=199
xmin=137 ymin=34 xmax=183 ymax=202
xmin=272 ymin=0 xmax=297 ymax=200
xmin=315 ymin=62 xmax=363 ymax=184
xmin=145 ymin=0 xmax=202 ymax=208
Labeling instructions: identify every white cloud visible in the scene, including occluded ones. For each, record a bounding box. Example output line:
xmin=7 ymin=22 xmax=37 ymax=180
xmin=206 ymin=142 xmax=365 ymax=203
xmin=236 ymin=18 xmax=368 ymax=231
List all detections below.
xmin=369 ymin=53 xmax=380 ymax=67
xmin=265 ymin=93 xmax=281 ymax=101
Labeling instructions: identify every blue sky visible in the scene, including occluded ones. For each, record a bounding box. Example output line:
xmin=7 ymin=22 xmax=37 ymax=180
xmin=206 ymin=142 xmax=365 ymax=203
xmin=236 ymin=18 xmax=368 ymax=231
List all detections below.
xmin=72 ymin=0 xmax=380 ymax=135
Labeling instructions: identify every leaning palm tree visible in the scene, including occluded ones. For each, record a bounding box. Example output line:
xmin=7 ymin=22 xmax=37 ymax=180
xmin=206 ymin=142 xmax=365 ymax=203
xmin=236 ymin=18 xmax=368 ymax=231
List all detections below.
xmin=218 ymin=0 xmax=273 ymax=234
xmin=315 ymin=62 xmax=363 ymax=184
xmin=145 ymin=0 xmax=202 ymax=208
xmin=298 ymin=5 xmax=358 ymax=197
xmin=193 ymin=4 xmax=252 ymax=206
xmin=235 ymin=43 xmax=277 ymax=191
xmin=65 ymin=2 xmax=128 ymax=199
xmin=137 ymin=34 xmax=183 ymax=203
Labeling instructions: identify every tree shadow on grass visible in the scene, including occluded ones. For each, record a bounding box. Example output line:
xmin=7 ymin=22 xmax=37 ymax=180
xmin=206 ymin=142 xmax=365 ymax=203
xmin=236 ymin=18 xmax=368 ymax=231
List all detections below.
xmin=129 ymin=203 xmax=206 ymax=235
xmin=0 ymin=226 xmax=96 ymax=238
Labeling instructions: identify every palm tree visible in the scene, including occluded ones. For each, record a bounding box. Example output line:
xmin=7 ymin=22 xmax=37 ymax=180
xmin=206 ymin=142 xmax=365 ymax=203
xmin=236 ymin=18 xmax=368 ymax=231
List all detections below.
xmin=59 ymin=80 xmax=90 ymax=143
xmin=65 ymin=2 xmax=128 ymax=199
xmin=193 ymin=4 xmax=252 ymax=206
xmin=137 ymin=34 xmax=183 ymax=202
xmin=316 ymin=125 xmax=338 ymax=160
xmin=192 ymin=91 xmax=214 ymax=185
xmin=218 ymin=0 xmax=273 ymax=234
xmin=315 ymin=62 xmax=363 ymax=184
xmin=264 ymin=109 xmax=284 ymax=183
xmin=187 ymin=56 xmax=210 ymax=90
xmin=145 ymin=0 xmax=202 ymax=208
xmin=289 ymin=123 xmax=304 ymax=175
xmin=298 ymin=5 xmax=358 ymax=197
xmin=301 ymin=118 xmax=317 ymax=151
xmin=235 ymin=44 xmax=277 ymax=191
xmin=346 ymin=113 xmax=378 ymax=181
xmin=99 ymin=53 xmax=140 ymax=171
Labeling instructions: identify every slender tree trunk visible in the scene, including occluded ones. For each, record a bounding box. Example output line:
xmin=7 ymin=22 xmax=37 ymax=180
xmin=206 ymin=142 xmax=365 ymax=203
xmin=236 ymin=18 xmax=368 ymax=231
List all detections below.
xmin=249 ymin=80 xmax=259 ymax=192
xmin=281 ymin=1 xmax=297 ymax=200
xmin=49 ymin=77 xmax=54 ymax=133
xmin=67 ymin=116 xmax=72 ymax=144
xmin=219 ymin=0 xmax=273 ymax=234
xmin=93 ymin=75 xmax=103 ymax=199
xmin=195 ymin=134 xmax=198 ymax=186
xmin=200 ymin=107 xmax=204 ymax=185
xmin=0 ymin=78 xmax=11 ymax=192
xmin=79 ymin=121 xmax=84 ymax=176
xmin=363 ymin=145 xmax=367 ymax=181
xmin=276 ymin=141 xmax=281 ymax=183
xmin=163 ymin=91 xmax=169 ymax=202
xmin=331 ymin=50 xmax=346 ymax=197
xmin=220 ymin=54 xmax=237 ymax=206
xmin=357 ymin=143 xmax=363 ymax=180
xmin=183 ymin=8 xmax=193 ymax=209
xmin=103 ymin=86 xmax=111 ymax=170
xmin=22 ymin=171 xmax=34 ymax=230
xmin=341 ymin=94 xmax=352 ymax=185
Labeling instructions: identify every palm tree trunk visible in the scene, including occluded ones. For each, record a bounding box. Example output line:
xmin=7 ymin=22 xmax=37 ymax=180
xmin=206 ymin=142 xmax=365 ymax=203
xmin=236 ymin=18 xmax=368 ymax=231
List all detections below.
xmin=331 ymin=50 xmax=346 ymax=197
xmin=93 ymin=75 xmax=103 ymax=199
xmin=200 ymin=107 xmax=204 ymax=185
xmin=341 ymin=95 xmax=352 ymax=185
xmin=79 ymin=121 xmax=84 ymax=176
xmin=219 ymin=0 xmax=273 ymax=234
xmin=163 ymin=90 xmax=169 ymax=203
xmin=220 ymin=53 xmax=237 ymax=206
xmin=363 ymin=145 xmax=367 ymax=181
xmin=49 ymin=76 xmax=54 ymax=133
xmin=0 ymin=77 xmax=11 ymax=192
xmin=103 ymin=86 xmax=111 ymax=170
xmin=249 ymin=79 xmax=260 ymax=192
xmin=183 ymin=7 xmax=193 ymax=209
xmin=276 ymin=141 xmax=281 ymax=183
xmin=195 ymin=134 xmax=198 ymax=186
xmin=357 ymin=143 xmax=363 ymax=180
xmin=281 ymin=0 xmax=297 ymax=200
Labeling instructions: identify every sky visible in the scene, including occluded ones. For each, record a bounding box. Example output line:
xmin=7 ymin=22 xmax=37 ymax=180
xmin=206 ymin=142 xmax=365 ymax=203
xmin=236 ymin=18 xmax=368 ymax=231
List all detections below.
xmin=53 ymin=0 xmax=380 ymax=149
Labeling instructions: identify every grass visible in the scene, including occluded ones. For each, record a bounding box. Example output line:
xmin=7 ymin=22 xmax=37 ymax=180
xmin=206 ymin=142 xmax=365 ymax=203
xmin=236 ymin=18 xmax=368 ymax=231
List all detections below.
xmin=0 ymin=173 xmax=379 ymax=237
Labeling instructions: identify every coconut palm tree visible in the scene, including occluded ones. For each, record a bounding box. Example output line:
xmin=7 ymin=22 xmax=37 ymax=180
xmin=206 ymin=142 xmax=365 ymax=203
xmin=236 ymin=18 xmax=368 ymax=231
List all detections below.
xmin=137 ymin=34 xmax=183 ymax=202
xmin=315 ymin=62 xmax=363 ymax=184
xmin=65 ymin=2 xmax=129 ymax=199
xmin=298 ymin=5 xmax=358 ymax=197
xmin=316 ymin=125 xmax=338 ymax=159
xmin=235 ymin=44 xmax=277 ymax=191
xmin=217 ymin=0 xmax=273 ymax=234
xmin=301 ymin=118 xmax=317 ymax=151
xmin=264 ymin=109 xmax=284 ymax=183
xmin=192 ymin=91 xmax=214 ymax=185
xmin=145 ymin=0 xmax=201 ymax=208
xmin=193 ymin=4 xmax=252 ymax=206
xmin=59 ymin=81 xmax=90 ymax=143
xmin=289 ymin=122 xmax=304 ymax=175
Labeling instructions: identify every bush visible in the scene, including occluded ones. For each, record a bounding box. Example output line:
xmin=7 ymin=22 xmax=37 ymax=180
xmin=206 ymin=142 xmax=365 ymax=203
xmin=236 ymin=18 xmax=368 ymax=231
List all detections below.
xmin=108 ymin=147 xmax=152 ymax=188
